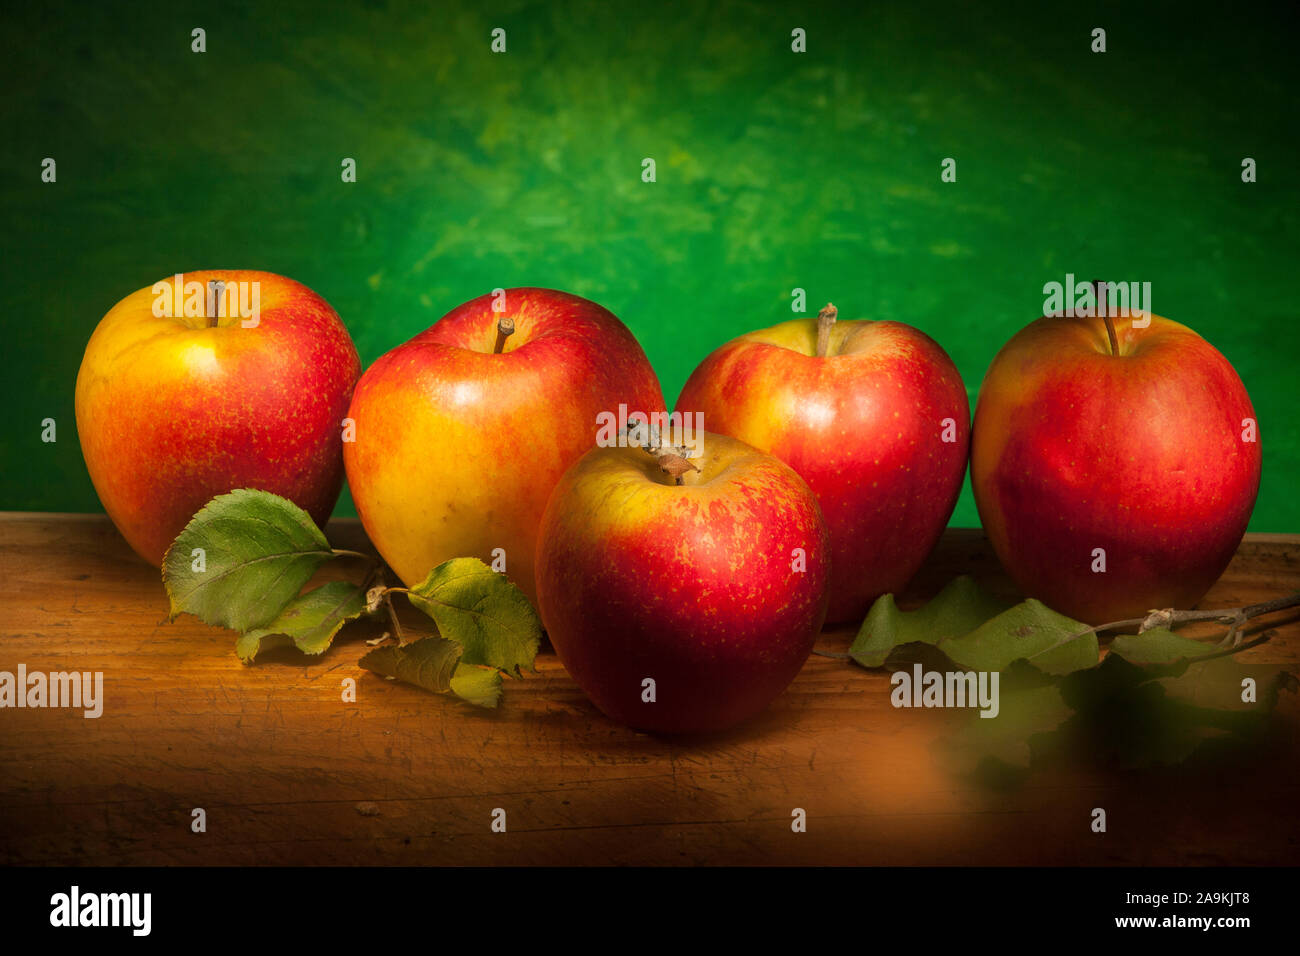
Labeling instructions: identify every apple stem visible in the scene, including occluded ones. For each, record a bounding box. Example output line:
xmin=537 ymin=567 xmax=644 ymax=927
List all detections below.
xmin=1092 ymin=280 xmax=1119 ymax=356
xmin=655 ymin=451 xmax=699 ymax=486
xmin=815 ymin=303 xmax=837 ymax=358
xmin=626 ymin=424 xmax=701 ymax=486
xmin=206 ymin=279 xmax=224 ymax=329
xmin=493 ymin=316 xmax=516 ymax=354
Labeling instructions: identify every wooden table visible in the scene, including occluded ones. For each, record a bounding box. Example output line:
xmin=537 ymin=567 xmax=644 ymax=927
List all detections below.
xmin=2 ymin=514 xmax=1297 ymax=866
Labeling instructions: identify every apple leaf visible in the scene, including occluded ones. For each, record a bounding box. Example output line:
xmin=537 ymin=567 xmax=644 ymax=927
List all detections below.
xmin=235 ymin=581 xmax=370 ymax=663
xmin=1155 ymin=655 xmax=1298 ymax=715
xmin=887 ymin=577 xmax=1300 ymax=781
xmin=849 ymin=576 xmax=1012 ymax=668
xmin=163 ymin=489 xmax=337 ymax=632
xmin=940 ymin=599 xmax=1098 ymax=676
xmin=944 ymin=683 xmax=1074 ymax=775
xmin=1055 ymin=652 xmax=1287 ymax=768
xmin=359 ymin=636 xmax=504 ymax=709
xmin=405 ymin=558 xmax=541 ymax=675
xmin=1108 ymin=628 xmax=1216 ymax=665
xmin=449 ymin=664 xmax=507 ymax=709
xmin=959 ymin=644 xmax=1300 ymax=776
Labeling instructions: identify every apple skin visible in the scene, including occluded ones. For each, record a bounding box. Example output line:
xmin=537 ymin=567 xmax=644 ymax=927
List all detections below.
xmin=344 ymin=288 xmax=664 ymax=604
xmin=675 ymin=317 xmax=970 ymax=624
xmin=971 ymin=313 xmax=1261 ymax=625
xmin=75 ymin=270 xmax=360 ymax=566
xmin=535 ymin=432 xmax=830 ymax=735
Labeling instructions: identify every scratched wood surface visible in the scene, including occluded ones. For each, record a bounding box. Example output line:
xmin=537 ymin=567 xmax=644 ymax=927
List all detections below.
xmin=0 ymin=514 xmax=1297 ymax=866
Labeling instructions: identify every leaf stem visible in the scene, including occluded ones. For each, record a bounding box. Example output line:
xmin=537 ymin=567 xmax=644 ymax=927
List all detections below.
xmin=359 ymin=562 xmax=383 ymax=596
xmin=331 ymin=548 xmax=379 ymax=563
xmin=1185 ymin=631 xmax=1273 ymax=663
xmin=384 ymin=592 xmax=407 ymax=644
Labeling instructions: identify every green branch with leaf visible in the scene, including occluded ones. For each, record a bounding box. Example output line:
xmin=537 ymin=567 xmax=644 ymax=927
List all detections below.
xmin=831 ymin=576 xmax=1300 ymax=777
xmin=160 ymin=489 xmax=541 ymax=709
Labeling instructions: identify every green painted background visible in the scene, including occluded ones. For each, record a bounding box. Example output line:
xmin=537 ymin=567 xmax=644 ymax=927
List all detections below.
xmin=3 ymin=0 xmax=1296 ymax=529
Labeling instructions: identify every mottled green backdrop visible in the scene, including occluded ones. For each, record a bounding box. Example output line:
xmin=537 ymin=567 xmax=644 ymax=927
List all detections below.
xmin=3 ymin=0 xmax=1296 ymax=528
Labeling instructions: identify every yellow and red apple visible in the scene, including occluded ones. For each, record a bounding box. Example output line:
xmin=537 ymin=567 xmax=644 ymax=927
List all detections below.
xmin=676 ymin=308 xmax=970 ymax=623
xmin=971 ymin=312 xmax=1261 ymax=624
xmin=535 ymin=432 xmax=830 ymax=734
xmin=75 ymin=270 xmax=360 ymax=565
xmin=343 ymin=287 xmax=664 ymax=604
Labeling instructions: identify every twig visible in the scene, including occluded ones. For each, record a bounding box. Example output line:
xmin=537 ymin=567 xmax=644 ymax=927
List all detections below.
xmin=383 ymin=592 xmax=407 ymax=644
xmin=1046 ymin=591 xmax=1300 ymax=657
xmin=1183 ymin=630 xmax=1274 ymax=664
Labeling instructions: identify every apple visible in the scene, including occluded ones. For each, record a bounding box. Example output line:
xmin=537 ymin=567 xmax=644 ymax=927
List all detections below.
xmin=344 ymin=287 xmax=664 ymax=604
xmin=970 ymin=309 xmax=1261 ymax=624
xmin=675 ymin=305 xmax=970 ymax=624
xmin=534 ymin=432 xmax=830 ymax=734
xmin=75 ymin=270 xmax=360 ymax=565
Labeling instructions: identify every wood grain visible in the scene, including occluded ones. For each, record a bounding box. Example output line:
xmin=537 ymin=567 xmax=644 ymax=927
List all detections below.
xmin=1 ymin=514 xmax=1297 ymax=866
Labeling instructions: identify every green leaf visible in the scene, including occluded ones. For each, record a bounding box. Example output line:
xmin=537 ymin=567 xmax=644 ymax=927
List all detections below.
xmin=236 ymin=581 xmax=369 ymax=663
xmin=1108 ymin=628 xmax=1216 ymax=665
xmin=941 ymin=599 xmax=1098 ymax=676
xmin=406 ymin=558 xmax=541 ymax=675
xmin=1156 ymin=656 xmax=1297 ymax=715
xmin=1057 ymin=654 xmax=1211 ymax=766
xmin=359 ymin=636 xmax=460 ymax=690
xmin=1058 ymin=653 xmax=1264 ymax=768
xmin=449 ymin=665 xmax=505 ymax=709
xmin=849 ymin=576 xmax=1012 ymax=668
xmin=1054 ymin=651 xmax=1297 ymax=769
xmin=359 ymin=636 xmax=504 ymax=709
xmin=938 ymin=622 xmax=1299 ymax=779
xmin=945 ymin=683 xmax=1074 ymax=773
xmin=163 ymin=489 xmax=335 ymax=632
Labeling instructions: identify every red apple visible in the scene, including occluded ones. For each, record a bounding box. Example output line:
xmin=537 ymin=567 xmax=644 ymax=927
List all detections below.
xmin=344 ymin=288 xmax=664 ymax=604
xmin=535 ymin=432 xmax=830 ymax=734
xmin=75 ymin=270 xmax=360 ymax=565
xmin=971 ymin=311 xmax=1261 ymax=624
xmin=675 ymin=306 xmax=970 ymax=623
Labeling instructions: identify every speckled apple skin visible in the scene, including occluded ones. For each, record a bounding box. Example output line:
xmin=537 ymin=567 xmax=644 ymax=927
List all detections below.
xmin=971 ymin=313 xmax=1261 ymax=624
xmin=535 ymin=433 xmax=830 ymax=735
xmin=75 ymin=270 xmax=360 ymax=566
xmin=344 ymin=288 xmax=664 ymax=604
xmin=676 ymin=318 xmax=970 ymax=624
